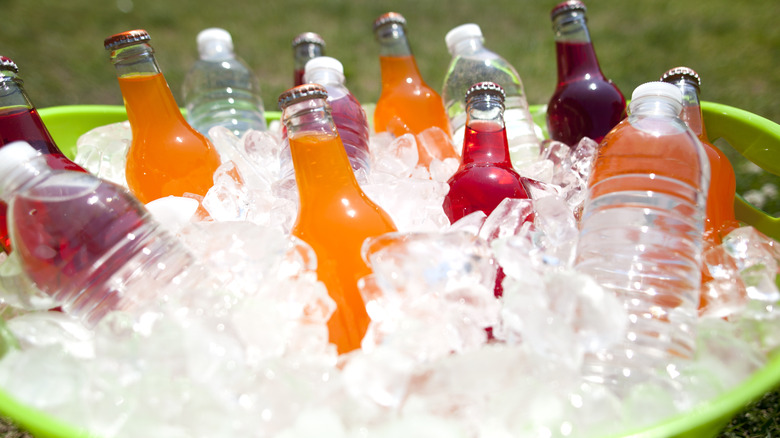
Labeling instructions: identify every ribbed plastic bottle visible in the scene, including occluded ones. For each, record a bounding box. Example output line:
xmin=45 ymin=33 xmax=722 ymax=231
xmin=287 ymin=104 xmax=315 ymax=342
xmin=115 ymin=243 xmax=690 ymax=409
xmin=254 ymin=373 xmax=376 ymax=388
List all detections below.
xmin=443 ymin=82 xmax=532 ymax=224
xmin=279 ymin=84 xmax=398 ymax=354
xmin=292 ymin=32 xmax=326 ymax=87
xmin=575 ymin=82 xmax=709 ymax=390
xmin=0 ymin=56 xmax=87 ymax=253
xmin=182 ymin=27 xmax=267 ymax=139
xmin=661 ymin=66 xmax=738 ymax=243
xmin=0 ymin=141 xmax=212 ymax=327
xmin=104 ymin=29 xmax=222 ymax=205
xmin=546 ymin=0 xmax=626 ymax=147
xmin=442 ymin=24 xmax=540 ymax=167
xmin=373 ymin=12 xmax=456 ymax=168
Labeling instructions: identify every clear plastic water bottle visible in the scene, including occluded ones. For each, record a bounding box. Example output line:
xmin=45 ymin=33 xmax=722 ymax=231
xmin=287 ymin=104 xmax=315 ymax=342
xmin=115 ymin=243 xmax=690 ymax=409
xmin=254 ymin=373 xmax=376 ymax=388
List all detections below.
xmin=0 ymin=141 xmax=213 ymax=327
xmin=182 ymin=27 xmax=267 ymax=139
xmin=442 ymin=23 xmax=540 ymax=168
xmin=304 ymin=56 xmax=371 ymax=173
xmin=575 ymin=82 xmax=709 ymax=391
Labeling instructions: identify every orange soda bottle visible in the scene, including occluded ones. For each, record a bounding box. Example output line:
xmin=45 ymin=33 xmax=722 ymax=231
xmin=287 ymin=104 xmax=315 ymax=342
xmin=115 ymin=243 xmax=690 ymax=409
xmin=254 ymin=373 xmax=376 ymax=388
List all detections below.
xmin=661 ymin=66 xmax=738 ymax=243
xmin=372 ymin=12 xmax=456 ymax=167
xmin=278 ymin=84 xmax=398 ymax=354
xmin=104 ymin=29 xmax=222 ymax=204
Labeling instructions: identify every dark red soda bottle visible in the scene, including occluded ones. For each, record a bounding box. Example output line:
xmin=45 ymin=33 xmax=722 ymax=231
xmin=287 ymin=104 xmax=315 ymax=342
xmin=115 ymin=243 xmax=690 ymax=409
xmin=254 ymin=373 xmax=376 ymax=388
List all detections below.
xmin=443 ymin=81 xmax=532 ymax=224
xmin=292 ymin=32 xmax=325 ymax=87
xmin=546 ymin=0 xmax=626 ymax=147
xmin=0 ymin=56 xmax=86 ymax=252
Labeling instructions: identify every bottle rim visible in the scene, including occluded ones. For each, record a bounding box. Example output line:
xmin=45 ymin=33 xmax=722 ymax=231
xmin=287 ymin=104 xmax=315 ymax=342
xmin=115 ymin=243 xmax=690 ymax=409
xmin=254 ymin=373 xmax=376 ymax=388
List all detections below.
xmin=104 ymin=29 xmax=151 ymax=51
xmin=661 ymin=66 xmax=701 ymax=89
xmin=466 ymin=81 xmax=506 ymax=103
xmin=278 ymin=83 xmax=329 ymax=110
xmin=0 ymin=56 xmax=19 ymax=73
xmin=373 ymin=12 xmax=406 ymax=31
xmin=292 ymin=32 xmax=326 ymax=49
xmin=550 ymin=0 xmax=586 ymax=20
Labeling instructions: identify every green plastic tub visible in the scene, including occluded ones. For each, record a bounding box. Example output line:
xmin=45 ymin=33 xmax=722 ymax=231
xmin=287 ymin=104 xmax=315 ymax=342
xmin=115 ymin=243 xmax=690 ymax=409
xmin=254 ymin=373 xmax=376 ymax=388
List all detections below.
xmin=0 ymin=103 xmax=775 ymax=438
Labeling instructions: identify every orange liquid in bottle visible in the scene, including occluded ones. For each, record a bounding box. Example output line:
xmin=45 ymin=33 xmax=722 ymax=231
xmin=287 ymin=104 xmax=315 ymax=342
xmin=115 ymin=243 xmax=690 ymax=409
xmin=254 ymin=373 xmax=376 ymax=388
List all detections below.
xmin=374 ymin=55 xmax=456 ymax=167
xmin=289 ymin=132 xmax=397 ymax=354
xmin=120 ymin=73 xmax=222 ymax=204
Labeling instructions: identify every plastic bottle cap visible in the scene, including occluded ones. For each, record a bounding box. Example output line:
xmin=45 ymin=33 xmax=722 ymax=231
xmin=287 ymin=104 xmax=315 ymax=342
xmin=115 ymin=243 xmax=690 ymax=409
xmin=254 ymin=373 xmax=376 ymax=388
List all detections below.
xmin=631 ymin=81 xmax=683 ymax=104
xmin=197 ymin=28 xmax=234 ymax=58
xmin=278 ymin=84 xmax=328 ymax=110
xmin=373 ymin=12 xmax=406 ymax=30
xmin=0 ymin=141 xmax=40 ymax=180
xmin=304 ymin=56 xmax=344 ymax=76
xmin=292 ymin=32 xmax=326 ymax=49
xmin=0 ymin=56 xmax=18 ymax=73
xmin=445 ymin=24 xmax=484 ymax=54
xmin=104 ymin=29 xmax=150 ymax=51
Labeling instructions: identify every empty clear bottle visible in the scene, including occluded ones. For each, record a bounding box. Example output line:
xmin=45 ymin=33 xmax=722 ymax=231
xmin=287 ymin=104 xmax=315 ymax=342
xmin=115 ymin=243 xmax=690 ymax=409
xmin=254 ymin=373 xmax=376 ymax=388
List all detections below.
xmin=0 ymin=141 xmax=212 ymax=327
xmin=575 ymin=82 xmax=709 ymax=391
xmin=292 ymin=32 xmax=326 ymax=87
xmin=182 ymin=27 xmax=267 ymax=139
xmin=442 ymin=23 xmax=540 ymax=167
xmin=0 ymin=56 xmax=87 ymax=253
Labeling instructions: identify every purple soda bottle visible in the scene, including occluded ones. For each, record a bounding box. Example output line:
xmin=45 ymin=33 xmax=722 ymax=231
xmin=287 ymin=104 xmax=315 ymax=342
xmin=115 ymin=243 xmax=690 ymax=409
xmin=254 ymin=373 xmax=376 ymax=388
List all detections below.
xmin=546 ymin=0 xmax=626 ymax=147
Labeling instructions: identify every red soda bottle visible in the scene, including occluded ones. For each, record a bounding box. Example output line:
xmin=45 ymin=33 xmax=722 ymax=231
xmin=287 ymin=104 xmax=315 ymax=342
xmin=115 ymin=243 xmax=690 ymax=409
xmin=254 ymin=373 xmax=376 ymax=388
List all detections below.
xmin=292 ymin=32 xmax=325 ymax=87
xmin=0 ymin=56 xmax=86 ymax=253
xmin=443 ymin=82 xmax=532 ymax=223
xmin=546 ymin=0 xmax=626 ymax=147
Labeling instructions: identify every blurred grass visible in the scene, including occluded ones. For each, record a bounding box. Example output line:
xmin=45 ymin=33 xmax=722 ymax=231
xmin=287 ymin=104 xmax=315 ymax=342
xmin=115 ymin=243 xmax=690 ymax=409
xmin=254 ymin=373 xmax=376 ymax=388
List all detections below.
xmin=0 ymin=0 xmax=779 ymax=437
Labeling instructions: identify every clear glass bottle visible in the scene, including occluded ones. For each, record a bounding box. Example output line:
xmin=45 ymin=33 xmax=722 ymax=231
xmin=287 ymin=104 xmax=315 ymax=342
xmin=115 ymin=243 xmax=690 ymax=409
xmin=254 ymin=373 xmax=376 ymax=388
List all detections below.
xmin=575 ymin=82 xmax=709 ymax=391
xmin=373 ymin=12 xmax=456 ymax=168
xmin=0 ymin=56 xmax=86 ymax=253
xmin=661 ymin=66 xmax=738 ymax=243
xmin=182 ymin=27 xmax=267 ymax=139
xmin=279 ymin=84 xmax=397 ymax=354
xmin=105 ymin=29 xmax=222 ymax=205
xmin=292 ymin=32 xmax=326 ymax=87
xmin=546 ymin=0 xmax=626 ymax=147
xmin=0 ymin=141 xmax=211 ymax=327
xmin=442 ymin=23 xmax=540 ymax=167
xmin=443 ymin=82 xmax=532 ymax=224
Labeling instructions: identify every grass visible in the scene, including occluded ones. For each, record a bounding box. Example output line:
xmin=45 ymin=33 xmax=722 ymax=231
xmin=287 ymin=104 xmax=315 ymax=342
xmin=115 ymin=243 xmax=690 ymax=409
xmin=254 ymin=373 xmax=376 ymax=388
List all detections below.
xmin=1 ymin=0 xmax=779 ymax=436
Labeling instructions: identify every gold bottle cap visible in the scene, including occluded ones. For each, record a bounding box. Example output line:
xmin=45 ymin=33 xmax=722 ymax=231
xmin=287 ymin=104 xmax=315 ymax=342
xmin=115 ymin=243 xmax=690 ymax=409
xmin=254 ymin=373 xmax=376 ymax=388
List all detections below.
xmin=278 ymin=83 xmax=329 ymax=109
xmin=104 ymin=29 xmax=151 ymax=51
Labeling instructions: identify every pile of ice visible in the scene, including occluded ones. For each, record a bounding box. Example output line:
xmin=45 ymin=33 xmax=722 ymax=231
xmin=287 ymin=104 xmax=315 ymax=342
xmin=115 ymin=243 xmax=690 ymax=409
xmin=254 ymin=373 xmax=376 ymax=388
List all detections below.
xmin=0 ymin=121 xmax=778 ymax=438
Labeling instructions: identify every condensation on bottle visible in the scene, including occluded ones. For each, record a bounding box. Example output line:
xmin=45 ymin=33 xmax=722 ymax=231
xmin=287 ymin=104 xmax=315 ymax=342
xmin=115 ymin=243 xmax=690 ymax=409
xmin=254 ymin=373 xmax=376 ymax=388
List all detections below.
xmin=575 ymin=82 xmax=709 ymax=391
xmin=442 ymin=23 xmax=541 ymax=168
xmin=0 ymin=141 xmax=214 ymax=327
xmin=182 ymin=27 xmax=268 ymax=139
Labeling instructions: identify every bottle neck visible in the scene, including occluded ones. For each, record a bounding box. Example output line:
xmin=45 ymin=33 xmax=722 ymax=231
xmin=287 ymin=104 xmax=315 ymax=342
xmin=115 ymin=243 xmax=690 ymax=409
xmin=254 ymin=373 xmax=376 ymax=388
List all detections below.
xmin=668 ymin=78 xmax=707 ymax=140
xmin=375 ymin=22 xmax=414 ymax=57
xmin=449 ymin=36 xmax=484 ymax=56
xmin=552 ymin=11 xmax=603 ymax=80
xmin=294 ymin=43 xmax=324 ymax=70
xmin=628 ymin=96 xmax=684 ymax=120
xmin=109 ymin=42 xmax=162 ymax=77
xmin=461 ymin=94 xmax=511 ymax=165
xmin=199 ymin=41 xmax=236 ymax=61
xmin=305 ymin=69 xmax=345 ymax=87
xmin=0 ymin=70 xmax=34 ymax=111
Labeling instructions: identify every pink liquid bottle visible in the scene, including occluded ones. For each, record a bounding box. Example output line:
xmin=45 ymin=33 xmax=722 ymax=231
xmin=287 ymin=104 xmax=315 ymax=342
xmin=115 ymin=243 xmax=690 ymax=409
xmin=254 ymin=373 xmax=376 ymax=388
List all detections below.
xmin=0 ymin=56 xmax=87 ymax=253
xmin=292 ymin=32 xmax=325 ymax=87
xmin=546 ymin=0 xmax=626 ymax=147
xmin=0 ymin=141 xmax=212 ymax=327
xmin=443 ymin=82 xmax=532 ymax=224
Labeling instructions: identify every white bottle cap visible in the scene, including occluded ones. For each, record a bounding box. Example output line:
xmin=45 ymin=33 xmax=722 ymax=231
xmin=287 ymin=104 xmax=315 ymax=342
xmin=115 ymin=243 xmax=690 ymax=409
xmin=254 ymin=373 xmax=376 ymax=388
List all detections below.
xmin=196 ymin=27 xmax=234 ymax=59
xmin=445 ymin=23 xmax=483 ymax=54
xmin=304 ymin=56 xmax=344 ymax=76
xmin=631 ymin=81 xmax=683 ymax=104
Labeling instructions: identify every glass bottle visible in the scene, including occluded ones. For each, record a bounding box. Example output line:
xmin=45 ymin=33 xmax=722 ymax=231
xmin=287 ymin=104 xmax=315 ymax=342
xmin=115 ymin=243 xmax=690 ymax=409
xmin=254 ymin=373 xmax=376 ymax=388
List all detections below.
xmin=104 ymin=29 xmax=222 ymax=205
xmin=304 ymin=56 xmax=371 ymax=174
xmin=575 ymin=82 xmax=709 ymax=391
xmin=443 ymin=82 xmax=532 ymax=224
xmin=0 ymin=56 xmax=86 ymax=253
xmin=182 ymin=27 xmax=267 ymax=139
xmin=278 ymin=84 xmax=398 ymax=354
xmin=442 ymin=23 xmax=540 ymax=167
xmin=661 ymin=66 xmax=738 ymax=243
xmin=546 ymin=0 xmax=626 ymax=147
xmin=292 ymin=32 xmax=326 ymax=87
xmin=0 ymin=141 xmax=212 ymax=327
xmin=373 ymin=12 xmax=456 ymax=168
